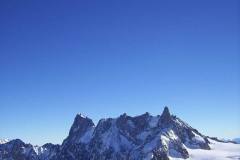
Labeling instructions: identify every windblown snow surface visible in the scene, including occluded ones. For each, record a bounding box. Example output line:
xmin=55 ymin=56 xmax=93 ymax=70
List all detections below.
xmin=171 ymin=139 xmax=240 ymax=160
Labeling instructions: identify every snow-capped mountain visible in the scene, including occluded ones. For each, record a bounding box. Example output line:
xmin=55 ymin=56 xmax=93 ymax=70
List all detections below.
xmin=0 ymin=106 xmax=240 ymax=160
xmin=0 ymin=139 xmax=60 ymax=160
xmin=0 ymin=139 xmax=9 ymax=145
xmin=233 ymin=138 xmax=240 ymax=144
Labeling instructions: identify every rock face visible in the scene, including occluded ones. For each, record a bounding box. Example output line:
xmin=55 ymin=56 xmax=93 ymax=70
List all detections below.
xmin=0 ymin=107 xmax=211 ymax=160
xmin=0 ymin=139 xmax=60 ymax=160
xmin=57 ymin=114 xmax=95 ymax=160
xmin=0 ymin=139 xmax=38 ymax=160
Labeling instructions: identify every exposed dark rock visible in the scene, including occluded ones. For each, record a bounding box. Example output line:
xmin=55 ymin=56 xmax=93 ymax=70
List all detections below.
xmin=0 ymin=107 xmax=213 ymax=160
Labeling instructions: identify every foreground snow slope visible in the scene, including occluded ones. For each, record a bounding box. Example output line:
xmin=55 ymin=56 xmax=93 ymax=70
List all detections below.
xmin=171 ymin=139 xmax=240 ymax=160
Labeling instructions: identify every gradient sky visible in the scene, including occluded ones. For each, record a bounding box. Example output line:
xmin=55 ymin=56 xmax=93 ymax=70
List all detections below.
xmin=0 ymin=0 xmax=240 ymax=145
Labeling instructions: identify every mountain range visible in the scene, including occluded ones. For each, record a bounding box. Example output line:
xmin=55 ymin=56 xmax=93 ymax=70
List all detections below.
xmin=0 ymin=107 xmax=239 ymax=160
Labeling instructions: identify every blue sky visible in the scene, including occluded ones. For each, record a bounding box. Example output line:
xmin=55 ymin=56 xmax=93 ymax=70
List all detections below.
xmin=0 ymin=0 xmax=239 ymax=145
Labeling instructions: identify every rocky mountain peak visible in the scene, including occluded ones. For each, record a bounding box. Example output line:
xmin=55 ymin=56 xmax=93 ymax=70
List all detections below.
xmin=69 ymin=114 xmax=94 ymax=135
xmin=158 ymin=106 xmax=172 ymax=126
xmin=62 ymin=114 xmax=95 ymax=147
xmin=8 ymin=139 xmax=25 ymax=146
xmin=161 ymin=106 xmax=171 ymax=118
xmin=0 ymin=107 xmax=215 ymax=160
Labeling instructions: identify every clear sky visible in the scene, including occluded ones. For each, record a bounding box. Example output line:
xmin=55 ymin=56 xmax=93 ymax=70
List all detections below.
xmin=0 ymin=0 xmax=239 ymax=145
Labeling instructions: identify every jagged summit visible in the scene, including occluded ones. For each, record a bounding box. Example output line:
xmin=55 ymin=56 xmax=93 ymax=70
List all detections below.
xmin=73 ymin=113 xmax=94 ymax=125
xmin=61 ymin=113 xmax=95 ymax=147
xmin=158 ymin=106 xmax=172 ymax=126
xmin=76 ymin=113 xmax=87 ymax=118
xmin=71 ymin=114 xmax=94 ymax=132
xmin=56 ymin=107 xmax=211 ymax=160
xmin=162 ymin=106 xmax=171 ymax=117
xmin=2 ymin=106 xmax=237 ymax=160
